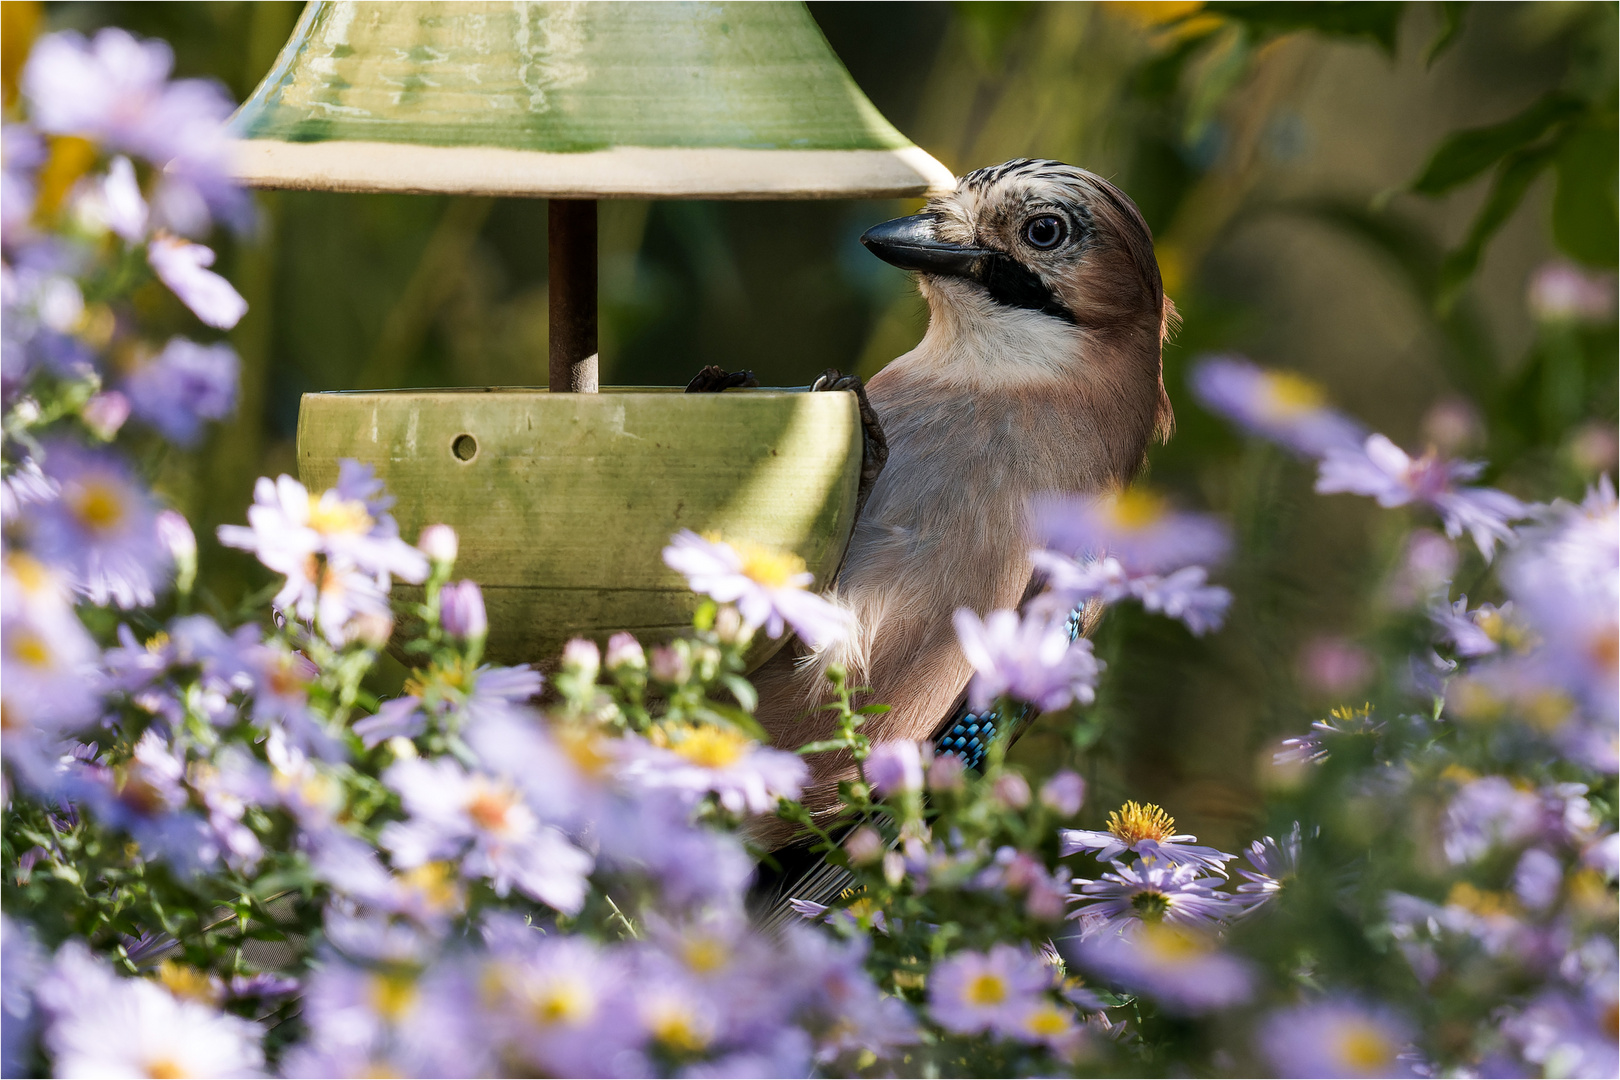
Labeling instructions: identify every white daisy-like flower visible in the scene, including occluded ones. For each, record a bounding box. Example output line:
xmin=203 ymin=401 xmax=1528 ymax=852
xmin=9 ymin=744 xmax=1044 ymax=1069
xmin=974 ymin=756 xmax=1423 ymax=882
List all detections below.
xmin=662 ymin=529 xmax=852 ymax=646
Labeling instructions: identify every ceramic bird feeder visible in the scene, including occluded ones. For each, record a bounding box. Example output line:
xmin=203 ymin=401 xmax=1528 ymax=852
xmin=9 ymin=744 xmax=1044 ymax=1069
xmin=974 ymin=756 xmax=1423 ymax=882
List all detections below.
xmin=229 ymin=0 xmax=953 ymax=665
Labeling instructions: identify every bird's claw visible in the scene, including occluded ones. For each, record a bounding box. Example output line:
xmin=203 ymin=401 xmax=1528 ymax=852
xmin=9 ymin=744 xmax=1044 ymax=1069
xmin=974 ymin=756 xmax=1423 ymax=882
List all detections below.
xmin=685 ymin=365 xmax=760 ymax=393
xmin=811 ymin=368 xmax=888 ymax=516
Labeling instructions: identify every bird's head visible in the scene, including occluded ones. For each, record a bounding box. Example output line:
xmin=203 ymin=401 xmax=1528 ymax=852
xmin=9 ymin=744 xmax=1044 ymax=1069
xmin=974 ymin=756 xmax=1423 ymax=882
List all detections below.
xmin=862 ymin=159 xmax=1175 ymax=441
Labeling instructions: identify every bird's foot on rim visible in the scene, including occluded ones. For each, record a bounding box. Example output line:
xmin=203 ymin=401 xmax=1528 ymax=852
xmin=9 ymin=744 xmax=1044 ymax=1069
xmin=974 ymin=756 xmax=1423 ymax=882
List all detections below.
xmin=685 ymin=365 xmax=760 ymax=393
xmin=812 ymin=368 xmax=888 ymax=515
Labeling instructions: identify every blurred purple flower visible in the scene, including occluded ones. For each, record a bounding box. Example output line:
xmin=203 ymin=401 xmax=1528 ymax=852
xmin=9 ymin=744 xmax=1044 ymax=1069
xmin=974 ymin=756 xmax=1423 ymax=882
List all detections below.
xmin=121 ymin=337 xmax=239 ymax=445
xmin=1 ymin=124 xmax=45 ymax=242
xmin=36 ymin=941 xmax=265 ymax=1079
xmin=81 ymin=390 xmax=131 ymax=440
xmin=146 ymin=235 xmax=246 ymax=329
xmin=1234 ymin=823 xmax=1302 ymax=910
xmin=617 ymin=725 xmax=807 ymax=815
xmin=1528 ymin=261 xmax=1616 ymax=323
xmin=1 ymin=916 xmax=46 ymax=1078
xmin=1069 ymin=923 xmax=1254 ymax=1014
xmin=782 ymin=929 xmax=918 ymax=1064
xmin=1067 ymin=859 xmax=1238 ymax=938
xmin=1258 ymin=998 xmax=1416 ymax=1079
xmin=479 ymin=934 xmax=641 ymax=1078
xmin=439 ymin=579 xmax=487 ymax=640
xmin=69 ymin=154 xmax=148 ymax=242
xmin=1274 ymin=705 xmax=1384 ymax=766
xmin=865 ymin=739 xmax=924 ymax=796
xmin=1317 ymin=434 xmax=1530 ymax=559
xmin=1385 ymin=528 xmax=1460 ymax=607
xmin=1512 ymin=847 xmax=1564 ymax=912
xmin=1060 ymin=800 xmax=1234 ymax=875
xmin=663 ymin=530 xmax=853 ymax=646
xmin=928 ymin=944 xmax=1049 ymax=1037
xmin=1298 ymin=635 xmax=1373 ymax=695
xmin=953 ymin=606 xmax=1103 ymax=712
xmin=1444 ymin=776 xmax=1541 ymax=864
xmin=380 ymin=756 xmax=593 ymax=912
xmin=1190 ymin=355 xmax=1365 ymax=456
xmin=1502 ymin=989 xmax=1620 ymax=1080
xmin=1040 ymin=769 xmax=1086 ymax=816
xmin=32 ymin=440 xmax=169 ymax=608
xmin=1030 ymin=488 xmax=1230 ymax=574
xmin=2 ymin=553 xmax=103 ymax=769
xmin=353 ymin=695 xmax=425 ymax=749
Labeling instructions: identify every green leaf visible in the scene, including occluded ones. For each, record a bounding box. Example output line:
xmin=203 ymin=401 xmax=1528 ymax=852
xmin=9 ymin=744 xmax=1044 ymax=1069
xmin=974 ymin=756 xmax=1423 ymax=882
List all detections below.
xmin=720 ymin=674 xmax=758 ymax=715
xmin=1426 ymin=1 xmax=1468 ymax=66
xmin=1553 ymin=117 xmax=1620 ymax=267
xmin=1203 ymin=2 xmax=1404 ymax=53
xmin=1437 ymin=141 xmax=1560 ymax=309
xmin=1412 ymin=91 xmax=1582 ymax=195
xmin=796 ymin=739 xmax=853 ymax=756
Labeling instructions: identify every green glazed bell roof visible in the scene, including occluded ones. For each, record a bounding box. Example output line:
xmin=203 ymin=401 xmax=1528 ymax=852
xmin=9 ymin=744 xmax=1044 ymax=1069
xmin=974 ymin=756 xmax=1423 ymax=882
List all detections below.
xmin=228 ymin=1 xmax=955 ymax=199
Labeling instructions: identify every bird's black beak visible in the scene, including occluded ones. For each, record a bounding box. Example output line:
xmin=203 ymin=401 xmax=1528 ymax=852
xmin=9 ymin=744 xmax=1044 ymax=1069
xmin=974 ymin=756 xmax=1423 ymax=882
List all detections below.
xmin=860 ymin=214 xmax=991 ymax=280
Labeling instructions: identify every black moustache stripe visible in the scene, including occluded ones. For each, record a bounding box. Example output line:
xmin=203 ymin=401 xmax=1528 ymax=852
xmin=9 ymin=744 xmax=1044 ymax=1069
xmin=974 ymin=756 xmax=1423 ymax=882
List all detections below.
xmin=976 ymin=253 xmax=1078 ymax=325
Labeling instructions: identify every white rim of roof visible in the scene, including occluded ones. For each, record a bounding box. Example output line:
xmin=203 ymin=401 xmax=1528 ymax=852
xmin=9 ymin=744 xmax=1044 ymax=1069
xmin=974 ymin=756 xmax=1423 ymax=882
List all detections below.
xmin=228 ymin=139 xmax=957 ymax=200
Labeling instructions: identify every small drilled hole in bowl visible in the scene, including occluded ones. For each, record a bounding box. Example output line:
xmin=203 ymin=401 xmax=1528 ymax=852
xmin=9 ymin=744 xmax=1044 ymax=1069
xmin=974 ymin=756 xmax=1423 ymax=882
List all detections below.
xmin=451 ymin=434 xmax=478 ymax=461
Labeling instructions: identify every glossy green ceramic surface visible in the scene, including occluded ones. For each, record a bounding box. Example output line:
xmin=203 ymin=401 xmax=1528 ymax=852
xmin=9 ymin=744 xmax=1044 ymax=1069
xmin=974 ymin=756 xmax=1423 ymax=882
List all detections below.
xmin=233 ymin=1 xmax=911 ymax=153
xmin=296 ymin=387 xmax=861 ymax=668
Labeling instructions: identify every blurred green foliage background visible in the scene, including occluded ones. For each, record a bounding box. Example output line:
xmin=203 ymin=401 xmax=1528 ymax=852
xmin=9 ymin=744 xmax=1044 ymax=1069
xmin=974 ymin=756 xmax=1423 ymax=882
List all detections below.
xmin=12 ymin=0 xmax=1616 ymax=850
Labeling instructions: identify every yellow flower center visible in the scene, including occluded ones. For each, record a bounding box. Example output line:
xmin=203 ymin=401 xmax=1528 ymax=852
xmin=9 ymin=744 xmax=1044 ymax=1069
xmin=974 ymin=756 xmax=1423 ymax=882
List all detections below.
xmin=6 ymin=553 xmax=50 ymax=593
xmin=368 ymin=972 xmax=418 ymax=1021
xmin=648 ymin=1002 xmax=711 ymax=1053
xmin=557 ymin=725 xmax=613 ymax=776
xmin=1107 ymin=800 xmax=1177 ymax=845
xmin=1589 ymin=624 xmax=1618 ymax=674
xmin=146 ymin=632 xmax=170 ymax=653
xmin=714 ymin=534 xmax=806 ymax=589
xmin=306 ymin=492 xmax=372 ymax=537
xmin=399 ymin=862 xmax=463 ymax=913
xmin=965 ymin=972 xmax=1008 ymax=1006
xmin=72 ymin=480 xmax=125 ymax=533
xmin=1260 ymin=370 xmax=1327 ymax=416
xmin=466 ymin=782 xmax=519 ymax=833
xmin=681 ymin=936 xmax=730 ymax=974
xmin=266 ymin=654 xmax=307 ymax=698
xmin=12 ymin=631 xmax=51 ymax=669
xmin=1102 ymin=490 xmax=1167 ymax=531
xmin=156 ymin=961 xmax=218 ymax=1004
xmin=531 ymin=979 xmax=594 ymax=1026
xmin=1447 ymin=881 xmax=1519 ymax=918
xmin=1137 ymin=922 xmax=1208 ymax=962
xmin=668 ymin=724 xmax=753 ymax=770
xmin=144 ymin=1057 xmax=189 ymax=1079
xmin=1022 ymin=1003 xmax=1072 ymax=1038
xmin=1333 ymin=1022 xmax=1395 ymax=1071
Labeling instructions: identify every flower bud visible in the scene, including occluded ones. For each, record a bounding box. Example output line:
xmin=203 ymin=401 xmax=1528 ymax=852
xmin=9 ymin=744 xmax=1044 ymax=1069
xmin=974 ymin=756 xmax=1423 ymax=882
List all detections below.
xmin=439 ymin=579 xmax=487 ymax=640
xmin=561 ymin=638 xmax=601 ymax=684
xmin=649 ymin=645 xmax=690 ymax=684
xmin=844 ymin=826 xmax=884 ymax=866
xmin=345 ymin=611 xmax=395 ymax=648
xmin=713 ymin=604 xmax=752 ymax=645
xmin=1039 ymin=770 xmax=1085 ymax=817
xmin=865 ymin=740 xmax=924 ymax=797
xmin=882 ymin=850 xmax=906 ymax=888
xmin=993 ymin=771 xmax=1032 ymax=810
xmin=156 ymin=509 xmax=196 ymax=594
xmin=926 ymin=752 xmax=966 ymax=792
xmin=417 ymin=523 xmax=458 ymax=566
xmin=82 ymin=391 xmax=130 ymax=440
xmin=605 ymin=631 xmax=646 ymax=672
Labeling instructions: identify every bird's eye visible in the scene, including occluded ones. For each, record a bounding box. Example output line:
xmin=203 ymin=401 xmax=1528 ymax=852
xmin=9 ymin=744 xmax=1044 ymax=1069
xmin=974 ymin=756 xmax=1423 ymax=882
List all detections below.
xmin=1023 ymin=215 xmax=1066 ymax=250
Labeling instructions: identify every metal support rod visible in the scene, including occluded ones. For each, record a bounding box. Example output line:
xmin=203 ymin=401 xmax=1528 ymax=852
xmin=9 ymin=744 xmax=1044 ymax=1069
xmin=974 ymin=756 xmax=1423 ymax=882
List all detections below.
xmin=548 ymin=199 xmax=599 ymax=392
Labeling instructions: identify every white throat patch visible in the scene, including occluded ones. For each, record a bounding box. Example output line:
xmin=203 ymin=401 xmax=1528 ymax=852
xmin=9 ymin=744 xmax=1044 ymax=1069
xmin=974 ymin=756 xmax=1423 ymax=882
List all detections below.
xmin=906 ymin=276 xmax=1085 ymax=389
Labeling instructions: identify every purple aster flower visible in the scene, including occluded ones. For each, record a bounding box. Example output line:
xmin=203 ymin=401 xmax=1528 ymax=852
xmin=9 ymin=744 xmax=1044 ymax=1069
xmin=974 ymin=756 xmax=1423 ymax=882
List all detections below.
xmin=2 ymin=553 xmax=102 ymax=785
xmin=1258 ymin=998 xmax=1417 ymax=1079
xmin=71 ymin=154 xmax=148 ymax=242
xmin=438 ymin=578 xmax=487 ymax=639
xmin=1067 ymin=923 xmax=1255 ymax=1014
xmin=380 ymin=756 xmax=593 ymax=912
xmin=1 ymin=458 xmax=58 ymax=523
xmin=663 ymin=529 xmax=853 ymax=646
xmin=1317 ymin=434 xmax=1531 ymax=559
xmin=953 ymin=606 xmax=1103 ymax=712
xmin=928 ymin=944 xmax=1050 ymax=1037
xmin=1189 ymin=355 xmax=1365 ymax=456
xmin=1513 ymin=847 xmax=1564 ymax=911
xmin=1060 ymin=801 xmax=1235 ymax=875
xmin=146 ymin=234 xmax=247 ymax=330
xmin=32 ymin=441 xmax=169 ymax=607
xmin=1528 ymin=260 xmax=1617 ymax=323
xmin=121 ymin=337 xmax=239 ymax=446
xmin=2 ymin=915 xmax=46 ymax=1078
xmin=865 ymin=738 xmax=924 ymax=796
xmin=1 ymin=123 xmax=46 ymax=244
xmin=1233 ymin=823 xmax=1302 ymax=910
xmin=617 ymin=724 xmax=808 ymax=815
xmin=1428 ymin=595 xmax=1520 ymax=658
xmin=352 ymin=695 xmax=426 ymax=749
xmin=1041 ymin=770 xmax=1086 ymax=816
xmin=1030 ymin=488 xmax=1231 ymax=575
xmin=479 ymin=934 xmax=640 ymax=1078
xmin=1502 ymin=989 xmax=1620 ymax=1080
xmin=1067 ymin=858 xmax=1238 ymax=938
xmin=1274 ymin=705 xmax=1384 ymax=766
xmin=1444 ymin=776 xmax=1542 ymax=864
xmin=36 ymin=941 xmax=265 ymax=1079
xmin=779 ymin=928 xmax=919 ymax=1065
